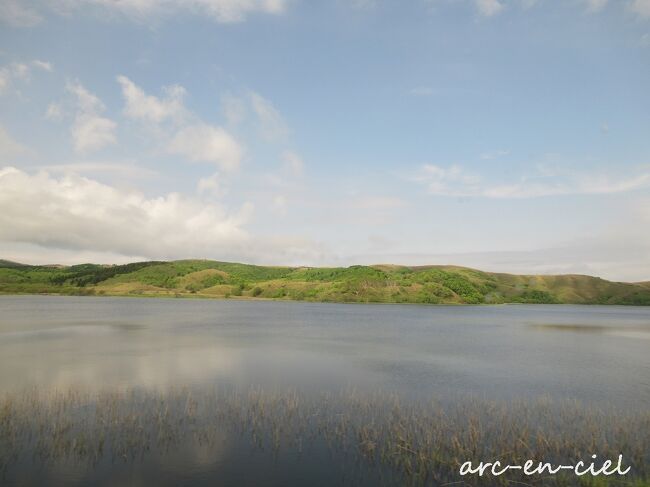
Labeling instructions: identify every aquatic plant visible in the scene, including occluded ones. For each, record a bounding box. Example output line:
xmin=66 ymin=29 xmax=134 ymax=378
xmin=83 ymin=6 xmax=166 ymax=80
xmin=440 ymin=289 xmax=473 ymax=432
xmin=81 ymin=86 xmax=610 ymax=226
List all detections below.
xmin=0 ymin=387 xmax=648 ymax=486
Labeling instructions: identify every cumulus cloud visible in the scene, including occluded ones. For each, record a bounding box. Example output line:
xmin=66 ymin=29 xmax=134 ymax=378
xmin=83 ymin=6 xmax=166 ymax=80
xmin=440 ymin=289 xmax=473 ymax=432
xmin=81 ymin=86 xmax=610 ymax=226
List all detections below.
xmin=67 ymin=82 xmax=117 ymax=153
xmin=409 ymin=86 xmax=435 ymax=96
xmin=352 ymin=196 xmax=407 ymax=210
xmin=70 ymin=116 xmax=117 ymax=153
xmin=629 ymin=0 xmax=650 ymax=17
xmin=41 ymin=161 xmax=158 ymax=179
xmin=0 ymin=166 xmax=327 ymax=265
xmin=0 ymin=0 xmax=42 ymax=27
xmin=45 ymin=102 xmax=65 ymax=120
xmin=220 ymin=91 xmax=295 ymax=161
xmin=169 ymin=124 xmax=243 ymax=171
xmin=583 ymin=0 xmax=608 ymax=12
xmin=117 ymin=76 xmax=243 ymax=170
xmin=480 ymin=149 xmax=510 ymax=160
xmin=271 ymin=194 xmax=287 ymax=215
xmin=482 ymin=174 xmax=650 ymax=198
xmin=519 ymin=0 xmax=539 ymax=9
xmin=50 ymin=0 xmax=287 ymax=23
xmin=475 ymin=0 xmax=503 ymax=16
xmin=197 ymin=172 xmax=223 ymax=197
xmin=583 ymin=0 xmax=609 ymax=13
xmin=32 ymin=60 xmax=53 ymax=71
xmin=249 ymin=91 xmax=289 ymax=142
xmin=221 ymin=93 xmax=247 ymax=126
xmin=281 ymin=150 xmax=303 ymax=176
xmin=117 ymin=75 xmax=186 ymax=124
xmin=0 ymin=126 xmax=28 ymax=159
xmin=641 ymin=32 xmax=650 ymax=46
xmin=0 ymin=60 xmax=52 ymax=94
xmin=413 ymin=164 xmax=650 ymax=198
xmin=416 ymin=164 xmax=481 ymax=195
xmin=348 ymin=0 xmax=379 ymax=10
xmin=0 ymin=166 xmax=250 ymax=259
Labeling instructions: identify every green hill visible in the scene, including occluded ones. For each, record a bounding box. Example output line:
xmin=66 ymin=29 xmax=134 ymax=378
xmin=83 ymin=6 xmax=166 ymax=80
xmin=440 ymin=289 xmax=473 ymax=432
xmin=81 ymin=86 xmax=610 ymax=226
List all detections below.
xmin=0 ymin=259 xmax=648 ymax=305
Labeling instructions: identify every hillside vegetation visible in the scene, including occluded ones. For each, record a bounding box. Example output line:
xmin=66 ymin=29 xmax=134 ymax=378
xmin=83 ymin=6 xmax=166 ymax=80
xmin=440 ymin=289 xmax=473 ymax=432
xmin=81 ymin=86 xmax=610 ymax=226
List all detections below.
xmin=0 ymin=259 xmax=648 ymax=305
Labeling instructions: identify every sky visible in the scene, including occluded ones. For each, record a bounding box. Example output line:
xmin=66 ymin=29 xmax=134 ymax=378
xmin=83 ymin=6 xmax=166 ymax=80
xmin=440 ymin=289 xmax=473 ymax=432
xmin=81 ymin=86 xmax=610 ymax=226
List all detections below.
xmin=0 ymin=0 xmax=649 ymax=281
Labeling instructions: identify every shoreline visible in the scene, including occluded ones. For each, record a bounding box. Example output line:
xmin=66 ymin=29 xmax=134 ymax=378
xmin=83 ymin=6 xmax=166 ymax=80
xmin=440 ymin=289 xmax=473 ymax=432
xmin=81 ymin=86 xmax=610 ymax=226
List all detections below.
xmin=0 ymin=291 xmax=645 ymax=307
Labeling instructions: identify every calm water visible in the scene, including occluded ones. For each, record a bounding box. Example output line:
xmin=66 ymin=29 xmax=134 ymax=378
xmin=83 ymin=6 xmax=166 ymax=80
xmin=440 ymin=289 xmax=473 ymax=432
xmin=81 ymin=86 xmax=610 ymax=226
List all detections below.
xmin=0 ymin=295 xmax=649 ymax=405
xmin=1 ymin=296 xmax=650 ymax=486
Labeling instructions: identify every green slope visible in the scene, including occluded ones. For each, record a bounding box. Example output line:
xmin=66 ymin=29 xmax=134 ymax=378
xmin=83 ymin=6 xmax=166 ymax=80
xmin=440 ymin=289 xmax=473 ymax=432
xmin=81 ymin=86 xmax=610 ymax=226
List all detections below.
xmin=0 ymin=259 xmax=648 ymax=305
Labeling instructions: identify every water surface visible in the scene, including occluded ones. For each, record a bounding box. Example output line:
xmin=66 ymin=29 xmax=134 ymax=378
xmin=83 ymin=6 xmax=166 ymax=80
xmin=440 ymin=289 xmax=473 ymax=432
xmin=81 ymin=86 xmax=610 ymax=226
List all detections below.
xmin=1 ymin=296 xmax=648 ymax=407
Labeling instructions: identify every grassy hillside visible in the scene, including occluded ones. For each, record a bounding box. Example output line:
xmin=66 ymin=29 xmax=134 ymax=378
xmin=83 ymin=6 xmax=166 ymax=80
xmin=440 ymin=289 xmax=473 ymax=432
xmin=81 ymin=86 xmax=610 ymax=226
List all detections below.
xmin=1 ymin=259 xmax=648 ymax=305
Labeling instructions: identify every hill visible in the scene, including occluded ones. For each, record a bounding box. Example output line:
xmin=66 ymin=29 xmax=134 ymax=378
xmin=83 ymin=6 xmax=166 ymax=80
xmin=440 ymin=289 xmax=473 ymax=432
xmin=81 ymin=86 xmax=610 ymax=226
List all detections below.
xmin=0 ymin=259 xmax=648 ymax=305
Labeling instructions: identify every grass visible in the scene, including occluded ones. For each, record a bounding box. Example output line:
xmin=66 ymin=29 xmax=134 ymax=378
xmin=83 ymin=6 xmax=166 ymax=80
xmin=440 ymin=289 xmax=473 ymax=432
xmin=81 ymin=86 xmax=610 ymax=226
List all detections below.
xmin=0 ymin=387 xmax=648 ymax=486
xmin=1 ymin=258 xmax=649 ymax=305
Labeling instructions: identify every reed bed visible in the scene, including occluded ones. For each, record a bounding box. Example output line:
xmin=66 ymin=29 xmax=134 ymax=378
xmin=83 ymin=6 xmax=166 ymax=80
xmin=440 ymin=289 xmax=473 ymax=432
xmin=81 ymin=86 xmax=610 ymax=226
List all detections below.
xmin=0 ymin=387 xmax=648 ymax=486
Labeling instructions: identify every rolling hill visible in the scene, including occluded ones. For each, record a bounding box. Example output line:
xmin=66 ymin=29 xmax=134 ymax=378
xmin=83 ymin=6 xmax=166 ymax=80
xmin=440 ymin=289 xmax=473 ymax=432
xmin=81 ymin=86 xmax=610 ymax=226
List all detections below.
xmin=0 ymin=259 xmax=648 ymax=305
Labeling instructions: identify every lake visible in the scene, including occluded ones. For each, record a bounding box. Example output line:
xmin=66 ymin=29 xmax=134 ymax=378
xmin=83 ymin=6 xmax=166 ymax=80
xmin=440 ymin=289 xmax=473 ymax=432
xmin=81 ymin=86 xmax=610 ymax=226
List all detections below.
xmin=1 ymin=296 xmax=649 ymax=486
xmin=1 ymin=296 xmax=649 ymax=405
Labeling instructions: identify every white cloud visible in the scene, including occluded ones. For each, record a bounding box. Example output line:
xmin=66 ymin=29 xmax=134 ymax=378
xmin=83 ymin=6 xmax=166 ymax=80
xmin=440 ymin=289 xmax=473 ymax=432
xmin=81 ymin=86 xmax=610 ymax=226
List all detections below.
xmin=52 ymin=0 xmax=288 ymax=23
xmin=40 ymin=161 xmax=158 ymax=179
xmin=0 ymin=72 xmax=7 ymax=94
xmin=45 ymin=102 xmax=65 ymax=120
xmin=480 ymin=149 xmax=510 ymax=160
xmin=272 ymin=194 xmax=288 ymax=215
xmin=409 ymin=86 xmax=435 ymax=96
xmin=519 ymin=0 xmax=538 ymax=9
xmin=0 ymin=0 xmax=42 ymax=27
xmin=484 ymin=172 xmax=650 ymax=198
xmin=71 ymin=116 xmax=117 ymax=153
xmin=281 ymin=150 xmax=303 ymax=176
xmin=416 ymin=164 xmax=481 ymax=196
xmin=429 ymin=0 xmax=542 ymax=16
xmin=0 ymin=126 xmax=28 ymax=159
xmin=117 ymin=76 xmax=243 ymax=170
xmin=221 ymin=93 xmax=247 ymax=126
xmin=641 ymin=33 xmax=650 ymax=46
xmin=0 ymin=60 xmax=52 ymax=94
xmin=249 ymin=91 xmax=289 ymax=142
xmin=11 ymin=63 xmax=30 ymax=80
xmin=67 ymin=81 xmax=104 ymax=113
xmin=475 ymin=0 xmax=504 ymax=16
xmin=0 ymin=166 xmax=250 ymax=259
xmin=628 ymin=0 xmax=650 ymax=17
xmin=0 ymin=166 xmax=326 ymax=266
xmin=347 ymin=0 xmax=379 ymax=10
xmin=169 ymin=123 xmax=243 ymax=171
xmin=352 ymin=196 xmax=407 ymax=210
xmin=414 ymin=164 xmax=650 ymax=198
xmin=117 ymin=75 xmax=186 ymax=124
xmin=584 ymin=0 xmax=608 ymax=13
xmin=32 ymin=60 xmax=53 ymax=72
xmin=197 ymin=172 xmax=223 ymax=197
xmin=219 ymin=91 xmax=293 ymax=150
xmin=67 ymin=82 xmax=117 ymax=153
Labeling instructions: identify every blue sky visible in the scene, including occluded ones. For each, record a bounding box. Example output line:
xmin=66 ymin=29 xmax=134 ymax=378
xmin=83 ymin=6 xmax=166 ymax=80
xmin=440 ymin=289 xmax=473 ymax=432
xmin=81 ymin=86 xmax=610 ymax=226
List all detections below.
xmin=0 ymin=0 xmax=649 ymax=281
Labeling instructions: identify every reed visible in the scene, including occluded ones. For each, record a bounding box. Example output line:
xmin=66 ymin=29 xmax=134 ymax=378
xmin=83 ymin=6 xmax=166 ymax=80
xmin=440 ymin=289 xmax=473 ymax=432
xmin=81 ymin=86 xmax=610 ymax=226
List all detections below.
xmin=1 ymin=387 xmax=648 ymax=486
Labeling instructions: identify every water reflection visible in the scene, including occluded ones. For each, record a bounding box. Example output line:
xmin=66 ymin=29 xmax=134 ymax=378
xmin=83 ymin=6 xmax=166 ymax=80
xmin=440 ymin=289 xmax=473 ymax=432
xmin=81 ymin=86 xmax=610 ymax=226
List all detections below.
xmin=0 ymin=296 xmax=649 ymax=407
xmin=530 ymin=323 xmax=650 ymax=340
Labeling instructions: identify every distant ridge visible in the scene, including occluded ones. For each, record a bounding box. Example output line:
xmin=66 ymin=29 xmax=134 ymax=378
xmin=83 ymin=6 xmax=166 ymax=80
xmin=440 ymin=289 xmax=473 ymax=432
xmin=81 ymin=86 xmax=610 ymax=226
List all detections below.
xmin=1 ymin=259 xmax=648 ymax=305
xmin=0 ymin=259 xmax=31 ymax=269
xmin=0 ymin=259 xmax=65 ymax=269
